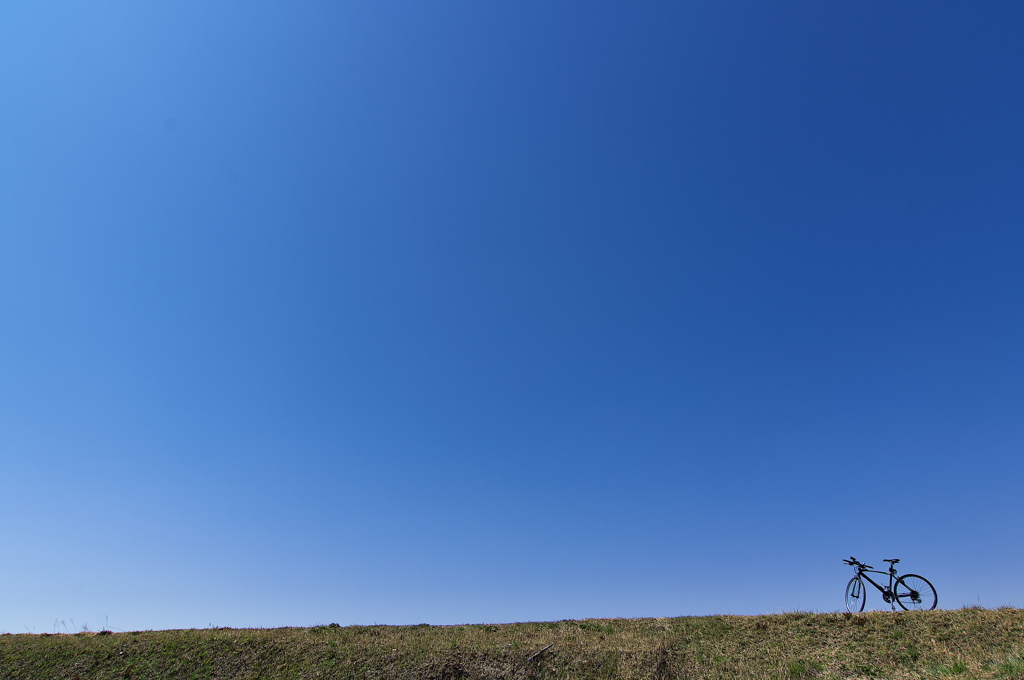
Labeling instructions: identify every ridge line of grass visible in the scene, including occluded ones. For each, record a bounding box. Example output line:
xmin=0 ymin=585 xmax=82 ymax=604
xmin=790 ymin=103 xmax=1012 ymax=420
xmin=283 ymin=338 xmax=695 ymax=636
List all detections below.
xmin=2 ymin=607 xmax=1023 ymax=679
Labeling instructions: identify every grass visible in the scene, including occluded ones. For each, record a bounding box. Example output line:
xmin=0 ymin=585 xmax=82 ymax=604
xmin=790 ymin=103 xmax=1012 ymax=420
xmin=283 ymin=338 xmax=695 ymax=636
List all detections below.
xmin=2 ymin=607 xmax=1023 ymax=679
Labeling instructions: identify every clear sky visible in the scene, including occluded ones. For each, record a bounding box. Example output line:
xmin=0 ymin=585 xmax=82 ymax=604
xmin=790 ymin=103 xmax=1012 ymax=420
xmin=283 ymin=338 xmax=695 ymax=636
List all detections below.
xmin=2 ymin=1 xmax=1023 ymax=633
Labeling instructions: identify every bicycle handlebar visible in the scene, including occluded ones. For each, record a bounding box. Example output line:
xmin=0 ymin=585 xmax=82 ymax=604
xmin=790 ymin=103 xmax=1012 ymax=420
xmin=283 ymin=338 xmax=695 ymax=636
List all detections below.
xmin=843 ymin=557 xmax=873 ymax=569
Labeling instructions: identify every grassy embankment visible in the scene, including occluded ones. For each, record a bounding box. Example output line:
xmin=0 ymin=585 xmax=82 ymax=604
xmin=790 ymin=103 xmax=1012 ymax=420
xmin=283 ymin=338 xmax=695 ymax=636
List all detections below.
xmin=2 ymin=607 xmax=1024 ymax=679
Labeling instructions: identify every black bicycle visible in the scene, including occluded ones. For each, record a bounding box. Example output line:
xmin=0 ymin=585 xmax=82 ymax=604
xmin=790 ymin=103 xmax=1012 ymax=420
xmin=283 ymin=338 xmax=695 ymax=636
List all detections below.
xmin=843 ymin=557 xmax=937 ymax=612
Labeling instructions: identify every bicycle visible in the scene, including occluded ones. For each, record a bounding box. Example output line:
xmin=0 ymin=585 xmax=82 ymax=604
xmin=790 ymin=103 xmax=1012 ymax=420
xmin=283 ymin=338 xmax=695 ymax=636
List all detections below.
xmin=843 ymin=557 xmax=937 ymax=612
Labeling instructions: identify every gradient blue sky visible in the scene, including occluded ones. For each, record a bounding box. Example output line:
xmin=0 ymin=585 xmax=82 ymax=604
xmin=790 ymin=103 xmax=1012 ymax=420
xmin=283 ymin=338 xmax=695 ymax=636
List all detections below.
xmin=2 ymin=1 xmax=1023 ymax=633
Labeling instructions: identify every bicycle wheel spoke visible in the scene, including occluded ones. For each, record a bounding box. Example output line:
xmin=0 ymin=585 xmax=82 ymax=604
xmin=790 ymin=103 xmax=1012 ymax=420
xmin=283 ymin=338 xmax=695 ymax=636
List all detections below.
xmin=895 ymin=575 xmax=937 ymax=611
xmin=845 ymin=577 xmax=867 ymax=612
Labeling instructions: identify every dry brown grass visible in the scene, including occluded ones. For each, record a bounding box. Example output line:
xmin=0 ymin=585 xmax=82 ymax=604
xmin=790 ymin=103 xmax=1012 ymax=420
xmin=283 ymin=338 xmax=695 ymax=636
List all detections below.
xmin=2 ymin=607 xmax=1023 ymax=679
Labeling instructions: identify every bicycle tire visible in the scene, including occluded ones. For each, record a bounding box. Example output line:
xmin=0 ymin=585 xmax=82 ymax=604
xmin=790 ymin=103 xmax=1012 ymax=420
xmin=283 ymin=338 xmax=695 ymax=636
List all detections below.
xmin=895 ymin=574 xmax=937 ymax=611
xmin=845 ymin=576 xmax=867 ymax=612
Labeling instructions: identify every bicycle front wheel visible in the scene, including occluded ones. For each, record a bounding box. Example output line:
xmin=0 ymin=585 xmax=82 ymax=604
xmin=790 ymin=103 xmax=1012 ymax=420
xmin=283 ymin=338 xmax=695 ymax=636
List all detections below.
xmin=895 ymin=574 xmax=937 ymax=611
xmin=845 ymin=576 xmax=867 ymax=612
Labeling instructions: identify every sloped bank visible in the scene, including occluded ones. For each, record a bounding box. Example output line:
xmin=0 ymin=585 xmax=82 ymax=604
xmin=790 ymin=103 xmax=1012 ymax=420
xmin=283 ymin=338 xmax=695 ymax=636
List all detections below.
xmin=2 ymin=607 xmax=1023 ymax=679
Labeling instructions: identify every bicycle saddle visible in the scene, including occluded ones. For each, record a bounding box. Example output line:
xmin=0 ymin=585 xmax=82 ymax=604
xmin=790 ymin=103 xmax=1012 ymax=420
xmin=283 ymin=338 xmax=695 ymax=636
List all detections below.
xmin=883 ymin=558 xmax=900 ymax=564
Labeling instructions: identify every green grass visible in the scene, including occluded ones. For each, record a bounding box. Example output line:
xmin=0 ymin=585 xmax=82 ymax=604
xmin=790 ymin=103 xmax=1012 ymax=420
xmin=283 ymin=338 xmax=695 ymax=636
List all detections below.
xmin=2 ymin=607 xmax=1023 ymax=679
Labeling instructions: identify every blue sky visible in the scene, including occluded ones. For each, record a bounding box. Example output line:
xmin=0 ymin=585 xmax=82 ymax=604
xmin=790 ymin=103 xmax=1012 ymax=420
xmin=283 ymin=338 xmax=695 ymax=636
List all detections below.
xmin=2 ymin=1 xmax=1023 ymax=632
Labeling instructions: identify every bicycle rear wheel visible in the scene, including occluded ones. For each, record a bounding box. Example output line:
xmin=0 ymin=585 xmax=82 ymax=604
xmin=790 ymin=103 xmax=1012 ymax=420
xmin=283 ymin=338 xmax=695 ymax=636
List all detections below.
xmin=845 ymin=576 xmax=867 ymax=612
xmin=895 ymin=574 xmax=937 ymax=611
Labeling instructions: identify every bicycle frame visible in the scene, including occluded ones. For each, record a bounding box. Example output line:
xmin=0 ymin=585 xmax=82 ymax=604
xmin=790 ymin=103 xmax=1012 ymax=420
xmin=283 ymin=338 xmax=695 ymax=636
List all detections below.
xmin=854 ymin=566 xmax=899 ymax=601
